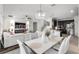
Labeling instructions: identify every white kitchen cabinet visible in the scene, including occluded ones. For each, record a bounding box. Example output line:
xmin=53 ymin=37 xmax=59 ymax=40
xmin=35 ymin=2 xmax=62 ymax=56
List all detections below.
xmin=4 ymin=32 xmax=39 ymax=48
xmin=4 ymin=33 xmax=29 ymax=48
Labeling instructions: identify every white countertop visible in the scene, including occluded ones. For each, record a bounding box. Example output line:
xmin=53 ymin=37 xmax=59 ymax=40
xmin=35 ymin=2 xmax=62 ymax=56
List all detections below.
xmin=4 ymin=32 xmax=28 ymax=37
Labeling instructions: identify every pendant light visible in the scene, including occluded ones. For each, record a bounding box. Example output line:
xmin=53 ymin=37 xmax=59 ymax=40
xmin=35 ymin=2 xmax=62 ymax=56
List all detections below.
xmin=38 ymin=4 xmax=45 ymax=17
xmin=35 ymin=4 xmax=45 ymax=19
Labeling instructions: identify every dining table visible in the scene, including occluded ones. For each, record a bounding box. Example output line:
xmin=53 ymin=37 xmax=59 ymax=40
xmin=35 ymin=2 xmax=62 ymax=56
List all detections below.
xmin=25 ymin=37 xmax=63 ymax=54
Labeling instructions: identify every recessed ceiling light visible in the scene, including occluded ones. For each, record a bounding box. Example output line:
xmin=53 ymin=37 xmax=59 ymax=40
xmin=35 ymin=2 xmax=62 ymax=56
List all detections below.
xmin=70 ymin=10 xmax=74 ymax=13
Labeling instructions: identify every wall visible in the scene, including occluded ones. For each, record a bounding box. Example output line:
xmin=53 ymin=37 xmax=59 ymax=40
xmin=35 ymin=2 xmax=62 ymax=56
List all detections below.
xmin=0 ymin=5 xmax=3 ymax=40
xmin=74 ymin=16 xmax=79 ymax=37
xmin=37 ymin=19 xmax=44 ymax=31
xmin=78 ymin=18 xmax=79 ymax=47
xmin=75 ymin=5 xmax=79 ymax=47
xmin=28 ymin=20 xmax=33 ymax=32
xmin=78 ymin=6 xmax=79 ymax=47
xmin=75 ymin=16 xmax=79 ymax=47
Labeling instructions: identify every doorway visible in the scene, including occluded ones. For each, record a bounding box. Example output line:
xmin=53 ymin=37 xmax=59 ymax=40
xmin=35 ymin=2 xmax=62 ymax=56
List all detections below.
xmin=33 ymin=22 xmax=37 ymax=32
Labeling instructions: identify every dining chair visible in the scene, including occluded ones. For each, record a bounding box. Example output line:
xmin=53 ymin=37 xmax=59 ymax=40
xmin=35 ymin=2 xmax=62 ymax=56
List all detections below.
xmin=53 ymin=35 xmax=72 ymax=50
xmin=58 ymin=35 xmax=71 ymax=54
xmin=17 ymin=40 xmax=32 ymax=54
xmin=49 ymin=30 xmax=60 ymax=38
xmin=45 ymin=35 xmax=71 ymax=54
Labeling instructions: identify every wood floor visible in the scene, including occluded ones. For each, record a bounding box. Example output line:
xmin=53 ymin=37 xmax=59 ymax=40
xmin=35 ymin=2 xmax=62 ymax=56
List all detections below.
xmin=67 ymin=36 xmax=79 ymax=54
xmin=0 ymin=44 xmax=19 ymax=54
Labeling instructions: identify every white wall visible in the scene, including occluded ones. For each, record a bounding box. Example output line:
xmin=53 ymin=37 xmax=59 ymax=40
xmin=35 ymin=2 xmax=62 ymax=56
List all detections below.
xmin=74 ymin=16 xmax=79 ymax=37
xmin=78 ymin=18 xmax=79 ymax=47
xmin=0 ymin=5 xmax=3 ymax=40
xmin=74 ymin=5 xmax=79 ymax=47
xmin=78 ymin=5 xmax=79 ymax=47
xmin=28 ymin=20 xmax=33 ymax=32
xmin=75 ymin=16 xmax=79 ymax=47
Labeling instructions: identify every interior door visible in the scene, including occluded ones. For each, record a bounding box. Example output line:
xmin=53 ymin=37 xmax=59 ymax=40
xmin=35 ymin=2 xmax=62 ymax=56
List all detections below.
xmin=33 ymin=22 xmax=37 ymax=32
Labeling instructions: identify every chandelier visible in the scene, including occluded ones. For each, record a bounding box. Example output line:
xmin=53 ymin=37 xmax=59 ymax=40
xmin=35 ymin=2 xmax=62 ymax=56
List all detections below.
xmin=35 ymin=4 xmax=45 ymax=19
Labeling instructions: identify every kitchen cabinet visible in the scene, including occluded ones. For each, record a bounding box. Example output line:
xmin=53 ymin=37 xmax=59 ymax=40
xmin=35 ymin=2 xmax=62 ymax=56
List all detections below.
xmin=4 ymin=32 xmax=38 ymax=48
xmin=4 ymin=33 xmax=29 ymax=48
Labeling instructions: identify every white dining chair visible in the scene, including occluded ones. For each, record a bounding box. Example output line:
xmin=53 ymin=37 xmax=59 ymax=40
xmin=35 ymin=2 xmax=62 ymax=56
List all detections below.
xmin=45 ymin=35 xmax=71 ymax=54
xmin=17 ymin=40 xmax=32 ymax=54
xmin=53 ymin=35 xmax=72 ymax=50
xmin=49 ymin=30 xmax=60 ymax=38
xmin=58 ymin=37 xmax=69 ymax=54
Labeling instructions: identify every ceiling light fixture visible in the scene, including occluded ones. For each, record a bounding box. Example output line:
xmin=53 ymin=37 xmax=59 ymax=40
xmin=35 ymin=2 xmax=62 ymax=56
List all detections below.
xmin=35 ymin=4 xmax=45 ymax=19
xmin=70 ymin=10 xmax=74 ymax=13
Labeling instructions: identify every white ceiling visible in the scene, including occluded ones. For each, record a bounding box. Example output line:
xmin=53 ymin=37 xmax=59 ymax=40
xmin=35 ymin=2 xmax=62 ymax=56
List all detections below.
xmin=3 ymin=4 xmax=78 ymax=20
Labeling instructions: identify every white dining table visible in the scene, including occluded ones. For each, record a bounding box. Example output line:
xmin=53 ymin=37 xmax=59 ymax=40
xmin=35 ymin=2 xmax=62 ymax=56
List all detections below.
xmin=25 ymin=37 xmax=63 ymax=54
